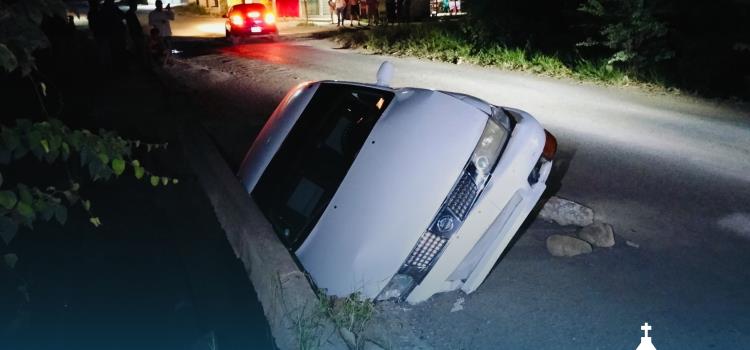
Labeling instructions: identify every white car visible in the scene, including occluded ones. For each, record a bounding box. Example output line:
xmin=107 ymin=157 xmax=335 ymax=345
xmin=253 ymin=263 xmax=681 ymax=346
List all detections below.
xmin=238 ymin=63 xmax=556 ymax=303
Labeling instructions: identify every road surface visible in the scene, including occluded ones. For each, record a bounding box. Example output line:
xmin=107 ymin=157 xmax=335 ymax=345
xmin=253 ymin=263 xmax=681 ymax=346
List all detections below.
xmin=167 ymin=36 xmax=750 ymax=349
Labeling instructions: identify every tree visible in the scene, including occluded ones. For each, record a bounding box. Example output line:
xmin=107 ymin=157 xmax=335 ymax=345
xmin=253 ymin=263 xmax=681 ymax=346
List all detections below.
xmin=578 ymin=0 xmax=674 ymax=69
xmin=0 ymin=0 xmax=175 ymax=246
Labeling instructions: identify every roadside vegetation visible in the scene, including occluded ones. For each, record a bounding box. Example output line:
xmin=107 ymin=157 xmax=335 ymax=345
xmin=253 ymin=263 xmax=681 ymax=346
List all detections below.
xmin=336 ymin=0 xmax=750 ymax=99
xmin=336 ymin=23 xmax=630 ymax=84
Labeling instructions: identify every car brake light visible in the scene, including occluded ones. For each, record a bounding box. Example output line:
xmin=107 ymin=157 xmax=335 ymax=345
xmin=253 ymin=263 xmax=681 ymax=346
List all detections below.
xmin=265 ymin=13 xmax=275 ymax=24
xmin=542 ymin=129 xmax=557 ymax=161
xmin=247 ymin=11 xmax=261 ymax=18
xmin=231 ymin=14 xmax=244 ymax=26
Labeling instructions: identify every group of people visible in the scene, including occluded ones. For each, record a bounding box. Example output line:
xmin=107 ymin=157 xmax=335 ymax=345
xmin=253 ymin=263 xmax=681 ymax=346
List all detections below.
xmin=329 ymin=0 xmax=380 ymax=27
xmin=87 ymin=0 xmax=174 ymax=71
xmin=329 ymin=0 xmax=413 ymax=27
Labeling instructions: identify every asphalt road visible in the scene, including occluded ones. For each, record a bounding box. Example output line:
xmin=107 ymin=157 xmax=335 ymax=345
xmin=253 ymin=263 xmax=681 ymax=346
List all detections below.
xmin=168 ymin=37 xmax=750 ymax=349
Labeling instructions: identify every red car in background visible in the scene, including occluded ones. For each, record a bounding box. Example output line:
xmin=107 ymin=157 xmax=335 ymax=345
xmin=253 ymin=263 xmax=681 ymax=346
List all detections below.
xmin=224 ymin=3 xmax=278 ymax=44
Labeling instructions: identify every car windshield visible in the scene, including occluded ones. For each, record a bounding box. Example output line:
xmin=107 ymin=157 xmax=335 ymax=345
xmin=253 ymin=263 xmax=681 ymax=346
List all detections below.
xmin=252 ymin=83 xmax=394 ymax=249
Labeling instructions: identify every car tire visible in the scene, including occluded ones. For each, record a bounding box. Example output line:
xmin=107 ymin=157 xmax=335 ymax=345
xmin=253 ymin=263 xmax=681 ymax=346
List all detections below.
xmin=230 ymin=34 xmax=241 ymax=45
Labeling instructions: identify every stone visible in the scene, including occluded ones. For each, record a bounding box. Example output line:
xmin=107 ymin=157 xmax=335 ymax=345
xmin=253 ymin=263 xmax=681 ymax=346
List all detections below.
xmin=450 ymin=297 xmax=465 ymax=313
xmin=538 ymin=196 xmax=595 ymax=227
xmin=546 ymin=235 xmax=593 ymax=257
xmin=577 ymin=223 xmax=615 ymax=248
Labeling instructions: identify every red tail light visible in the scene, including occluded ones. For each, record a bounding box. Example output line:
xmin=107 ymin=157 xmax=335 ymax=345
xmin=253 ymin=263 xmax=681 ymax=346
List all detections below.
xmin=231 ymin=14 xmax=245 ymax=26
xmin=542 ymin=129 xmax=557 ymax=161
xmin=264 ymin=13 xmax=276 ymax=24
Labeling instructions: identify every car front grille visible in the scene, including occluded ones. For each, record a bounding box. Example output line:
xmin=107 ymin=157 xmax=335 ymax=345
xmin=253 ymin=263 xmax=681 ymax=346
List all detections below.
xmin=404 ymin=231 xmax=448 ymax=271
xmin=445 ymin=172 xmax=478 ymax=220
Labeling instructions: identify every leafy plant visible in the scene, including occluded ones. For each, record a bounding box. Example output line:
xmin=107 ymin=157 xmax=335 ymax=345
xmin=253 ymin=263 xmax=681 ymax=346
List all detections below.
xmin=0 ymin=0 xmax=67 ymax=74
xmin=578 ymin=0 xmax=674 ymax=69
xmin=0 ymin=118 xmax=176 ymax=244
xmin=320 ymin=292 xmax=374 ymax=349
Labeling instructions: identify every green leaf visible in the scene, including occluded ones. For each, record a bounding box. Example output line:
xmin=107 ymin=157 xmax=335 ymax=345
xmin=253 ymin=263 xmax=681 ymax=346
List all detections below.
xmin=49 ymin=135 xmax=62 ymax=153
xmin=16 ymin=201 xmax=35 ymax=220
xmin=38 ymin=201 xmax=54 ymax=221
xmin=80 ymin=146 xmax=92 ymax=166
xmin=71 ymin=182 xmax=80 ymax=191
xmin=3 ymin=253 xmax=18 ymax=270
xmin=111 ymin=158 xmax=125 ymax=176
xmin=161 ymin=177 xmax=169 ymax=186
xmin=61 ymin=142 xmax=70 ymax=160
xmin=63 ymin=190 xmax=79 ymax=204
xmin=54 ymin=205 xmax=67 ymax=225
xmin=40 ymin=139 xmax=50 ymax=153
xmin=0 ymin=216 xmax=18 ymax=244
xmin=0 ymin=43 xmax=18 ymax=73
xmin=131 ymin=159 xmax=140 ymax=167
xmin=89 ymin=217 xmax=102 ymax=227
xmin=172 ymin=178 xmax=179 ymax=185
xmin=0 ymin=191 xmax=17 ymax=210
xmin=150 ymin=176 xmax=159 ymax=187
xmin=17 ymin=184 xmax=32 ymax=204
xmin=134 ymin=166 xmax=145 ymax=180
xmin=98 ymin=153 xmax=109 ymax=165
xmin=82 ymin=199 xmax=91 ymax=211
xmin=1 ymin=127 xmax=20 ymax=151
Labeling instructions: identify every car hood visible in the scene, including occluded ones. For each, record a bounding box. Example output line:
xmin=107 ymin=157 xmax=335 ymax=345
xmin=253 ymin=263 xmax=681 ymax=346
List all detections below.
xmin=296 ymin=89 xmax=489 ymax=298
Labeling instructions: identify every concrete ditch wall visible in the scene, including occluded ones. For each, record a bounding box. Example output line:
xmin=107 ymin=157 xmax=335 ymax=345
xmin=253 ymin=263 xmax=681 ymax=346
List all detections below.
xmin=179 ymin=120 xmax=347 ymax=350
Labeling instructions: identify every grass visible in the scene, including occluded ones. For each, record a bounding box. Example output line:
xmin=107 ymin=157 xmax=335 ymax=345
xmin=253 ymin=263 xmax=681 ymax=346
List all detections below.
xmin=318 ymin=291 xmax=375 ymax=350
xmin=334 ymin=23 xmax=640 ymax=86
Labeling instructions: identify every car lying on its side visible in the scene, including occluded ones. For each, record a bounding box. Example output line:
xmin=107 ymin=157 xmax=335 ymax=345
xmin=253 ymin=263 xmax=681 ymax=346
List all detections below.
xmin=238 ymin=63 xmax=556 ymax=303
xmin=223 ymin=3 xmax=278 ymax=44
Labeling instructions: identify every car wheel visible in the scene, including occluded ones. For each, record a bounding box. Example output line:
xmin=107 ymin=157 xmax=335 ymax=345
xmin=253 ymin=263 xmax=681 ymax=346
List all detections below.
xmin=230 ymin=34 xmax=241 ymax=45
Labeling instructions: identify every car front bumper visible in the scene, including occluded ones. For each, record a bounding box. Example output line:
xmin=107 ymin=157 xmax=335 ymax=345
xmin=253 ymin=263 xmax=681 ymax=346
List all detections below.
xmin=405 ymin=108 xmax=551 ymax=303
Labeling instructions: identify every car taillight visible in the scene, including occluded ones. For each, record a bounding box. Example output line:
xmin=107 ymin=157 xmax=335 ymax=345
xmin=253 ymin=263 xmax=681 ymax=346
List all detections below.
xmin=542 ymin=129 xmax=557 ymax=161
xmin=264 ymin=13 xmax=275 ymax=24
xmin=247 ymin=11 xmax=260 ymax=18
xmin=231 ymin=14 xmax=244 ymax=26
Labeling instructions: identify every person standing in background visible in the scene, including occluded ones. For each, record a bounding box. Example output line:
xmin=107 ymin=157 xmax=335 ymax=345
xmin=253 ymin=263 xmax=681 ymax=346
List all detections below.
xmin=347 ymin=0 xmax=360 ymax=26
xmin=328 ymin=0 xmax=336 ymax=24
xmin=366 ymin=0 xmax=379 ymax=25
xmin=148 ymin=0 xmax=174 ymax=46
xmin=335 ymin=0 xmax=346 ymax=26
xmin=125 ymin=0 xmax=146 ymax=66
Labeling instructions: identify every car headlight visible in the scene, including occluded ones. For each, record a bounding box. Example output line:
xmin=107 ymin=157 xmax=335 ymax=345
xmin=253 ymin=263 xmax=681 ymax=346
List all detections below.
xmin=377 ymin=118 xmax=510 ymax=301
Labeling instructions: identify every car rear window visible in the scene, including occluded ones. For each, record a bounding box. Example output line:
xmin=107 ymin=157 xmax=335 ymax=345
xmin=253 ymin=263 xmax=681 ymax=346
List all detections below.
xmin=230 ymin=4 xmax=266 ymax=14
xmin=252 ymin=83 xmax=394 ymax=249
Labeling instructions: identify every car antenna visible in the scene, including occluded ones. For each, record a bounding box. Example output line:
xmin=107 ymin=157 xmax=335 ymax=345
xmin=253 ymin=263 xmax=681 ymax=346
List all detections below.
xmin=376 ymin=61 xmax=394 ymax=87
